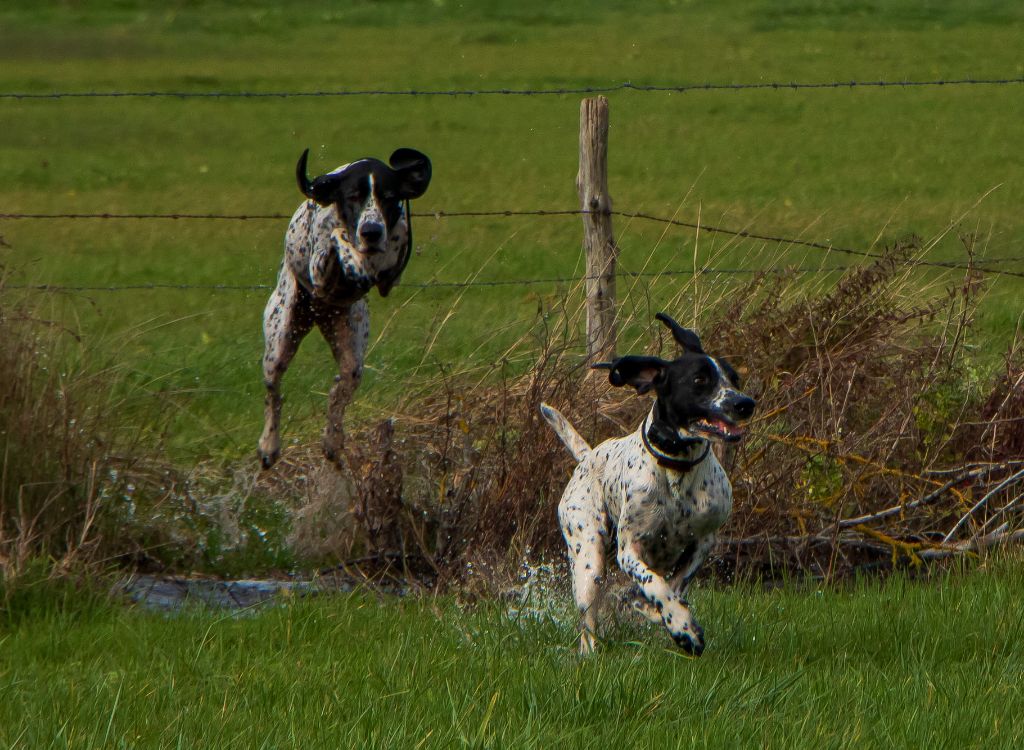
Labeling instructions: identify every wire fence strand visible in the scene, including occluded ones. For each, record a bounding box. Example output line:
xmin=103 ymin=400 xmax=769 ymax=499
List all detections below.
xmin=4 ymin=207 xmax=1022 ymax=279
xmin=0 ymin=212 xmax=288 ymax=221
xmin=2 ymin=77 xmax=1022 ymax=100
xmin=608 ymin=210 xmax=1024 ymax=277
xmin=7 ymin=266 xmax=862 ymax=294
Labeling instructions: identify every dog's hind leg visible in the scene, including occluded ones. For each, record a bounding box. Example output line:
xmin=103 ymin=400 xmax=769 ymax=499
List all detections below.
xmin=317 ymin=298 xmax=369 ymax=468
xmin=568 ymin=537 xmax=606 ymax=655
xmin=259 ymin=270 xmax=313 ymax=468
xmin=559 ymin=476 xmax=608 ymax=655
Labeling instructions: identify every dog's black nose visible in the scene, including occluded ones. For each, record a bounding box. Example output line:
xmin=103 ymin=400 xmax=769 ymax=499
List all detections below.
xmin=733 ymin=396 xmax=756 ymax=420
xmin=359 ymin=223 xmax=384 ymax=244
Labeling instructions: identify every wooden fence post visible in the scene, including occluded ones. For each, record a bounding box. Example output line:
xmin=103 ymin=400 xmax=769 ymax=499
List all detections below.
xmin=577 ymin=96 xmax=617 ymax=362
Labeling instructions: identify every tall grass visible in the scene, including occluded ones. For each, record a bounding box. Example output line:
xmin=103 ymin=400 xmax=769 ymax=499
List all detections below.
xmin=0 ymin=267 xmax=174 ymax=586
xmin=0 ymin=263 xmax=319 ymax=585
xmin=1 ymin=269 xmax=104 ymax=578
xmin=4 ymin=234 xmax=1022 ymax=590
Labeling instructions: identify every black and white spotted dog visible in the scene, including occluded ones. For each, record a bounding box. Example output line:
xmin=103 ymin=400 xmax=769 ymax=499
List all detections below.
xmin=540 ymin=313 xmax=756 ymax=655
xmin=258 ymin=147 xmax=432 ymax=469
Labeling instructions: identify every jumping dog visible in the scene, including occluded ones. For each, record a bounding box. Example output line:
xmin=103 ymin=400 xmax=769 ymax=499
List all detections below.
xmin=259 ymin=148 xmax=431 ymax=469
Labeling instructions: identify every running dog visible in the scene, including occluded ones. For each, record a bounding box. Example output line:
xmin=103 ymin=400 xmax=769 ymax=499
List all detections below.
xmin=540 ymin=313 xmax=755 ymax=654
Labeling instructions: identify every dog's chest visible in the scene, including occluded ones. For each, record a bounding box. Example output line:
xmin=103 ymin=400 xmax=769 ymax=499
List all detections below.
xmin=635 ymin=462 xmax=732 ymax=571
xmin=664 ymin=465 xmax=732 ymax=533
xmin=285 ymin=203 xmax=405 ymax=296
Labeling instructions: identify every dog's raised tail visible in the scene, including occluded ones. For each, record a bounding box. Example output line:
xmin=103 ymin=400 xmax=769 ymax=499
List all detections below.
xmin=539 ymin=403 xmax=591 ymax=462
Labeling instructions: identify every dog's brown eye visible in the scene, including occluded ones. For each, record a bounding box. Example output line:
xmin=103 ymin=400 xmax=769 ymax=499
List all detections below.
xmin=693 ymin=375 xmax=708 ymax=386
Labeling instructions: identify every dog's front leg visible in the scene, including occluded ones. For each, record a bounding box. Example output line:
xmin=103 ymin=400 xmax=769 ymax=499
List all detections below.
xmin=649 ymin=534 xmax=718 ymax=647
xmin=617 ymin=536 xmax=705 ymax=655
xmin=669 ymin=535 xmax=716 ymax=597
xmin=310 ymin=230 xmax=346 ymax=299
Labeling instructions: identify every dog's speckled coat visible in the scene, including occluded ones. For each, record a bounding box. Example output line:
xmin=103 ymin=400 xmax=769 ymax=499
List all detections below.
xmin=259 ymin=149 xmax=431 ymax=469
xmin=541 ymin=315 xmax=755 ymax=655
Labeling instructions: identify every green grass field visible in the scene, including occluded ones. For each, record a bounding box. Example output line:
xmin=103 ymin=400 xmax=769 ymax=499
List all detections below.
xmin=2 ymin=0 xmax=1023 ymax=461
xmin=4 ymin=561 xmax=1024 ymax=748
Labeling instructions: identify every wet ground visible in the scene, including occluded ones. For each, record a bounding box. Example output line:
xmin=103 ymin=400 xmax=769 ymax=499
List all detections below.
xmin=115 ymin=560 xmax=577 ymax=619
xmin=117 ymin=575 xmax=328 ymax=611
xmin=116 ymin=571 xmax=419 ymax=612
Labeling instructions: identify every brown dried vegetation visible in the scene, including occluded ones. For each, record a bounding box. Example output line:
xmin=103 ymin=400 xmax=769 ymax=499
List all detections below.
xmin=4 ymin=239 xmax=1024 ymax=589
xmin=0 ymin=268 xmax=147 ymax=583
xmin=293 ymin=239 xmax=1024 ymax=585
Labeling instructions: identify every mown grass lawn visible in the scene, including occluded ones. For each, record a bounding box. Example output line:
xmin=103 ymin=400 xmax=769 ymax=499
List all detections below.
xmin=1 ymin=0 xmax=1022 ymax=461
xmin=3 ymin=560 xmax=1024 ymax=748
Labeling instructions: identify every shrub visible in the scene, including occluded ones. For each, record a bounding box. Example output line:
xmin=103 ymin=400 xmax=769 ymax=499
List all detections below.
xmin=269 ymin=240 xmax=1024 ymax=586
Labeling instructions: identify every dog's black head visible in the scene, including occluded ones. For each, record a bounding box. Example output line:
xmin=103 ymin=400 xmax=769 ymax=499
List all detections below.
xmin=595 ymin=313 xmax=756 ymax=446
xmin=296 ymin=147 xmax=431 ymax=254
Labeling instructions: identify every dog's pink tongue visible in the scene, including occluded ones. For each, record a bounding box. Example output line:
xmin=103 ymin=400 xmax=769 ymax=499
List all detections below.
xmin=713 ymin=419 xmax=744 ymax=437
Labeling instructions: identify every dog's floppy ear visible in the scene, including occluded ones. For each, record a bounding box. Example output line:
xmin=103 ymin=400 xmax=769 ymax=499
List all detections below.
xmin=593 ymin=356 xmax=668 ymax=394
xmin=296 ymin=148 xmax=342 ymax=206
xmin=655 ymin=312 xmax=704 ymax=354
xmin=389 ymin=148 xmax=432 ymax=200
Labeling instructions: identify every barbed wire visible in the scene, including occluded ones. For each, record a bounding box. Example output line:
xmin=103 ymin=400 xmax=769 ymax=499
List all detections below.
xmin=7 ymin=265 xmax=862 ymax=294
xmin=2 ymin=77 xmax=1022 ymax=100
xmin=0 ymin=209 xmax=581 ymax=222
xmin=608 ymin=211 xmax=1024 ymax=277
xmin=0 ymin=210 xmax=584 ymax=221
xmin=0 ymin=212 xmax=288 ymax=221
xmin=8 ymin=283 xmax=272 ymax=292
xmin=4 ymin=207 xmax=1022 ymax=278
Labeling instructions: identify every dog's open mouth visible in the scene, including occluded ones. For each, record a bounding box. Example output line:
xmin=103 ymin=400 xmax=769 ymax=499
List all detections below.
xmin=690 ymin=418 xmax=746 ymax=442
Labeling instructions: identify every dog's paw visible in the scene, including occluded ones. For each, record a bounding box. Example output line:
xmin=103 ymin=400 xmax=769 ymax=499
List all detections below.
xmin=670 ymin=621 xmax=705 ymax=656
xmin=257 ymin=438 xmax=280 ymax=470
xmin=321 ymin=437 xmax=350 ymax=473
xmin=578 ymin=630 xmax=599 ymax=656
xmin=322 ymin=422 xmax=346 ymax=466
